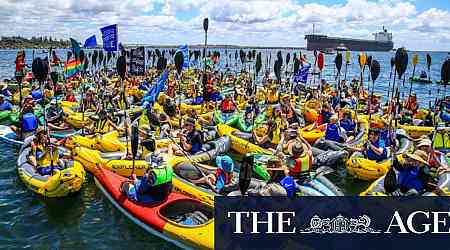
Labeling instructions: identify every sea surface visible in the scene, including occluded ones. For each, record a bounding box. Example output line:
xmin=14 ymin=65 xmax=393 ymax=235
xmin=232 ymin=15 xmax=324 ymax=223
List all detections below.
xmin=0 ymin=48 xmax=449 ymax=249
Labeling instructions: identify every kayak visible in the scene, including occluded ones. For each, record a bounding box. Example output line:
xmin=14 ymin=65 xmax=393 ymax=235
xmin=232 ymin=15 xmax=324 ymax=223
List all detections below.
xmin=399 ymin=124 xmax=434 ymax=139
xmin=346 ymin=131 xmax=413 ymax=181
xmin=409 ymin=76 xmax=432 ymax=84
xmin=433 ymin=127 xmax=450 ymax=153
xmin=217 ymin=123 xmax=272 ymax=155
xmin=0 ymin=110 xmax=10 ymax=122
xmin=0 ymin=125 xmax=78 ymax=146
xmin=213 ymin=109 xmax=240 ymax=126
xmin=234 ymin=112 xmax=266 ymax=133
xmin=361 ymin=154 xmax=450 ymax=196
xmin=299 ymin=124 xmax=326 ymax=144
xmin=17 ymin=137 xmax=86 ymax=197
xmin=93 ymin=166 xmax=214 ymax=250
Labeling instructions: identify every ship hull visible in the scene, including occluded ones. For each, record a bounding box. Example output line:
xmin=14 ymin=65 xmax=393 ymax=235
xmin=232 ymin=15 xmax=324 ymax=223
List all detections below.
xmin=305 ymin=35 xmax=393 ymax=52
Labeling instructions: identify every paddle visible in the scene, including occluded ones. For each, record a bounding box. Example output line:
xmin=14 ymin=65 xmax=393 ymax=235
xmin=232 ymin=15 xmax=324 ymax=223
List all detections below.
xmin=367 ymin=60 xmax=380 ymax=120
xmin=274 ymin=58 xmax=282 ymax=84
xmin=32 ymin=57 xmax=49 ymax=135
xmin=344 ymin=50 xmax=350 ymax=81
xmin=358 ymin=53 xmax=367 ymax=94
xmin=426 ymin=54 xmax=432 ymax=108
xmin=239 ymin=154 xmax=254 ymax=196
xmin=335 ymin=53 xmax=343 ymax=104
xmin=174 ymin=51 xmax=184 ymax=129
xmin=130 ymin=123 xmax=139 ymax=177
xmin=409 ymin=53 xmax=419 ymax=96
xmin=386 ymin=57 xmax=395 ymax=105
xmin=15 ymin=51 xmax=25 ymax=139
xmin=394 ymin=48 xmax=408 ymax=123
xmin=116 ymin=55 xmax=129 ymax=156
xmin=317 ymin=52 xmax=324 ymax=91
xmin=285 ymin=53 xmax=291 ymax=77
xmin=442 ymin=59 xmax=450 ymax=98
xmin=202 ymin=17 xmax=209 ymax=101
xmin=255 ymin=52 xmax=262 ymax=94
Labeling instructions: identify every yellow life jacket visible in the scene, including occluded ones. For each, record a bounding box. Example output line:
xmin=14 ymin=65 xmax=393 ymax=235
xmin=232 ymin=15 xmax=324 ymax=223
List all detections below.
xmin=267 ymin=92 xmax=279 ymax=104
xmin=37 ymin=145 xmax=60 ymax=167
xmin=95 ymin=119 xmax=111 ymax=134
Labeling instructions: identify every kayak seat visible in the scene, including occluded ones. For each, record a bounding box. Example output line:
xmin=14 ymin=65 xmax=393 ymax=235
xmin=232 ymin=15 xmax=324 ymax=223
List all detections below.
xmin=160 ymin=199 xmax=213 ymax=226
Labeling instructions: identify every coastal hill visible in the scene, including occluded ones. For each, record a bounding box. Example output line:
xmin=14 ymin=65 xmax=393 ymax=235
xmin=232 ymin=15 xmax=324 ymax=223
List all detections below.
xmin=0 ymin=36 xmax=70 ymax=49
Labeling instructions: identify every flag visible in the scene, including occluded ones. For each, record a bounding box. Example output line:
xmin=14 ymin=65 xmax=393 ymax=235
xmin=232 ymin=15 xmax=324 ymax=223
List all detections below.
xmin=142 ymin=70 xmax=169 ymax=105
xmin=175 ymin=44 xmax=189 ymax=69
xmin=84 ymin=35 xmax=97 ymax=48
xmin=293 ymin=64 xmax=311 ymax=84
xmin=70 ymin=38 xmax=81 ymax=60
xmin=64 ymin=59 xmax=83 ymax=78
xmin=100 ymin=24 xmax=118 ymax=52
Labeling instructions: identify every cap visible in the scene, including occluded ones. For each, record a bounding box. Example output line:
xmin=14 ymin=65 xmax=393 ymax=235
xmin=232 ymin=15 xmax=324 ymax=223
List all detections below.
xmin=216 ymin=155 xmax=234 ymax=173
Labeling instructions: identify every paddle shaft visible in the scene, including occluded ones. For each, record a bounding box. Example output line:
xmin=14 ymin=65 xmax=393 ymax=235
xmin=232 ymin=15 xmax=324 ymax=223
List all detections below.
xmin=167 ymin=135 xmax=207 ymax=179
xmin=409 ymin=64 xmax=417 ymax=96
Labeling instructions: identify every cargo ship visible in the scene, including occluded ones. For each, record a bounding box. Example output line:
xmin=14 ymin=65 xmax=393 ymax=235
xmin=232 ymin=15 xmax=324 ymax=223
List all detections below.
xmin=305 ymin=27 xmax=394 ymax=52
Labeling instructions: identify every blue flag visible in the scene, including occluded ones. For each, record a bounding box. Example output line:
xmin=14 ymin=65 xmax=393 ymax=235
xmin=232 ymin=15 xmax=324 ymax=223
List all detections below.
xmin=83 ymin=35 xmax=97 ymax=48
xmin=293 ymin=64 xmax=311 ymax=84
xmin=175 ymin=44 xmax=190 ymax=69
xmin=142 ymin=70 xmax=169 ymax=105
xmin=100 ymin=24 xmax=118 ymax=52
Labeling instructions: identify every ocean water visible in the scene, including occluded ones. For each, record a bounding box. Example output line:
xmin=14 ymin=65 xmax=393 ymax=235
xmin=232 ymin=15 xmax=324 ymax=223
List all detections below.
xmin=0 ymin=47 xmax=449 ymax=249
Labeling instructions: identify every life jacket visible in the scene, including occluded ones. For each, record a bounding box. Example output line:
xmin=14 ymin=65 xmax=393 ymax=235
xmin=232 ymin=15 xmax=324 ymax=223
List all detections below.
xmin=325 ymin=123 xmax=343 ymax=143
xmin=31 ymin=90 xmax=42 ymax=100
xmin=270 ymin=118 xmax=284 ymax=144
xmin=136 ymin=167 xmax=173 ymax=202
xmin=220 ymin=100 xmax=236 ymax=113
xmin=365 ymin=140 xmax=387 ymax=162
xmin=280 ymin=176 xmax=296 ymax=198
xmin=287 ymin=151 xmax=313 ymax=178
xmin=340 ymin=118 xmax=356 ymax=132
xmin=95 ymin=119 xmax=110 ymax=134
xmin=267 ymin=92 xmax=278 ymax=104
xmin=35 ymin=145 xmax=60 ymax=168
xmin=398 ymin=166 xmax=424 ymax=193
xmin=318 ymin=111 xmax=332 ymax=125
xmin=282 ymin=104 xmax=295 ymax=120
xmin=22 ymin=113 xmax=38 ymax=132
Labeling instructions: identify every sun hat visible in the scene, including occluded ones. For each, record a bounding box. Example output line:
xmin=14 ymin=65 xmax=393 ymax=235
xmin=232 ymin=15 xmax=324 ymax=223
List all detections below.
xmin=416 ymin=139 xmax=432 ymax=148
xmin=288 ymin=141 xmax=305 ymax=156
xmin=405 ymin=150 xmax=429 ymax=166
xmin=216 ymin=155 xmax=234 ymax=173
xmin=265 ymin=159 xmax=286 ymax=171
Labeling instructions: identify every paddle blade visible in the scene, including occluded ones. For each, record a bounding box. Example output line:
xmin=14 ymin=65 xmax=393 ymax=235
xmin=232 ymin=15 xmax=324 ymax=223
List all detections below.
xmin=131 ymin=124 xmax=139 ymax=158
xmin=412 ymin=53 xmax=419 ymax=67
xmin=384 ymin=163 xmax=398 ymax=194
xmin=335 ymin=53 xmax=343 ymax=72
xmin=174 ymin=51 xmax=184 ymax=75
xmin=32 ymin=57 xmax=48 ymax=83
xmin=345 ymin=50 xmax=350 ymax=64
xmin=67 ymin=51 xmax=72 ymax=62
xmin=293 ymin=58 xmax=300 ymax=74
xmin=92 ymin=50 xmax=98 ymax=66
xmin=390 ymin=57 xmax=395 ymax=68
xmin=239 ymin=154 xmax=254 ymax=195
xmin=83 ymin=58 xmax=89 ymax=71
xmin=286 ymin=53 xmax=291 ymax=66
xmin=203 ymin=18 xmax=209 ymax=32
xmin=79 ymin=50 xmax=85 ymax=64
xmin=116 ymin=55 xmax=126 ymax=79
xmin=366 ymin=55 xmax=372 ymax=67
xmin=274 ymin=59 xmax=281 ymax=81
xmin=370 ymin=60 xmax=381 ymax=82
xmin=239 ymin=49 xmax=245 ymax=65
xmin=426 ymin=54 xmax=432 ymax=71
xmin=255 ymin=52 xmax=262 ymax=76
xmin=155 ymin=49 xmax=161 ymax=58
xmin=441 ymin=59 xmax=450 ymax=85
xmin=317 ymin=52 xmax=324 ymax=71
xmin=99 ymin=50 xmax=104 ymax=66
xmin=358 ymin=53 xmax=366 ymax=69
xmin=395 ymin=48 xmax=408 ymax=79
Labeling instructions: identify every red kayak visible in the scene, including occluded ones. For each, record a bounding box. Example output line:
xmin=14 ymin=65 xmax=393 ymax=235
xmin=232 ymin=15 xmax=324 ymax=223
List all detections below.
xmin=93 ymin=166 xmax=214 ymax=250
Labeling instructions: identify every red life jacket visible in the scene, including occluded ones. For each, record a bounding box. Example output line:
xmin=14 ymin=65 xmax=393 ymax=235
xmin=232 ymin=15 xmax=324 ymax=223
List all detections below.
xmin=215 ymin=168 xmax=230 ymax=185
xmin=221 ymin=100 xmax=236 ymax=112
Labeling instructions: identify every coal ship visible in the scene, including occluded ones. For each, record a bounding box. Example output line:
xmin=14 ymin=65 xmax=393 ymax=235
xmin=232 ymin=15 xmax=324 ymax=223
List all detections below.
xmin=305 ymin=27 xmax=394 ymax=52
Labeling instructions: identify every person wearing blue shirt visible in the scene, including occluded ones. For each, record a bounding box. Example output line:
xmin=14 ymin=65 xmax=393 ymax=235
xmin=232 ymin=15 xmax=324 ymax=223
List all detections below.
xmin=355 ymin=129 xmax=388 ymax=162
xmin=324 ymin=115 xmax=347 ymax=143
xmin=0 ymin=84 xmax=11 ymax=97
xmin=168 ymin=118 xmax=203 ymax=156
xmin=0 ymin=94 xmax=13 ymax=111
xmin=339 ymin=111 xmax=356 ymax=134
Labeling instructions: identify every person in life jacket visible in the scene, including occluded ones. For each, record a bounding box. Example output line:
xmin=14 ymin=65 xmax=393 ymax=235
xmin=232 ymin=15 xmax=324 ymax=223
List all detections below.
xmin=286 ymin=140 xmax=313 ymax=179
xmin=317 ymin=103 xmax=333 ymax=125
xmin=324 ymin=115 xmax=348 ymax=143
xmin=11 ymin=95 xmax=38 ymax=135
xmin=88 ymin=109 xmax=121 ymax=134
xmin=354 ymin=129 xmax=388 ymax=162
xmin=46 ymin=99 xmax=66 ymax=129
xmin=415 ymin=138 xmax=450 ymax=177
xmin=219 ymin=94 xmax=237 ymax=113
xmin=28 ymin=127 xmax=65 ymax=175
xmin=168 ymin=117 xmax=203 ymax=156
xmin=0 ymin=84 xmax=12 ymax=98
xmin=281 ymin=94 xmax=297 ymax=125
xmin=64 ymin=86 xmax=77 ymax=102
xmin=340 ymin=111 xmax=356 ymax=135
xmin=15 ymin=50 xmax=26 ymax=80
xmin=404 ymin=93 xmax=418 ymax=114
xmin=393 ymin=150 xmax=437 ymax=194
xmin=266 ymin=85 xmax=279 ymax=105
xmin=0 ymin=94 xmax=13 ymax=111
xmin=124 ymin=165 xmax=173 ymax=204
xmin=191 ymin=155 xmax=236 ymax=193
xmin=247 ymin=160 xmax=288 ymax=196
xmin=420 ymin=70 xmax=427 ymax=79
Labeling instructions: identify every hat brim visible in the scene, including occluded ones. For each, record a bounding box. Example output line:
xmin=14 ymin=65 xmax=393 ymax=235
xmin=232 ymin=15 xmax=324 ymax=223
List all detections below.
xmin=405 ymin=153 xmax=428 ymax=165
xmin=288 ymin=142 xmax=306 ymax=156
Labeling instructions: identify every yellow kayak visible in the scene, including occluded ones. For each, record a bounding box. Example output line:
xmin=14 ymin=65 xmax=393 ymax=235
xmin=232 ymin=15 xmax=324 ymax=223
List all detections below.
xmin=346 ymin=152 xmax=392 ymax=181
xmin=398 ymin=124 xmax=434 ymax=139
xmin=217 ymin=124 xmax=272 ymax=155
xmin=299 ymin=124 xmax=326 ymax=144
xmin=302 ymin=99 xmax=320 ymax=123
xmin=17 ymin=144 xmax=85 ymax=197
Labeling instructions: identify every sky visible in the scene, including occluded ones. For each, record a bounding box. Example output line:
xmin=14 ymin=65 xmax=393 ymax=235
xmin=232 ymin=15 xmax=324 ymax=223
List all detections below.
xmin=1 ymin=0 xmax=450 ymax=51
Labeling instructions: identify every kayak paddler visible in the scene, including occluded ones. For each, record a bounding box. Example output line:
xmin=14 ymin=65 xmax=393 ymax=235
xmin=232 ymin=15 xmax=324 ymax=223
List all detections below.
xmin=353 ymin=129 xmax=388 ymax=162
xmin=168 ymin=117 xmax=203 ymax=156
xmin=191 ymin=155 xmax=236 ymax=193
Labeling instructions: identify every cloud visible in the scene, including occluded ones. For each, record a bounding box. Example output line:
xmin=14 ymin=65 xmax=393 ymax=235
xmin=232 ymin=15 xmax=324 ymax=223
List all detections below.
xmin=0 ymin=0 xmax=449 ymax=50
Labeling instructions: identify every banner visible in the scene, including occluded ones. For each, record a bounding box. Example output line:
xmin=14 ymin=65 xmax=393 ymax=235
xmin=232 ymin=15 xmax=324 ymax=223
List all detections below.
xmin=175 ymin=44 xmax=190 ymax=69
xmin=215 ymin=197 xmax=450 ymax=250
xmin=142 ymin=70 xmax=169 ymax=105
xmin=130 ymin=47 xmax=145 ymax=76
xmin=100 ymin=24 xmax=118 ymax=52
xmin=63 ymin=59 xmax=83 ymax=78
xmin=293 ymin=64 xmax=311 ymax=84
xmin=83 ymin=35 xmax=97 ymax=48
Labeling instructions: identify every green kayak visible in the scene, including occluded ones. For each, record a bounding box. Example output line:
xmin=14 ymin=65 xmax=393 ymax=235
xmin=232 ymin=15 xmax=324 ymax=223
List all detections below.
xmin=410 ymin=76 xmax=432 ymax=84
xmin=0 ymin=111 xmax=11 ymax=122
xmin=235 ymin=112 xmax=266 ymax=132
xmin=213 ymin=109 xmax=240 ymax=126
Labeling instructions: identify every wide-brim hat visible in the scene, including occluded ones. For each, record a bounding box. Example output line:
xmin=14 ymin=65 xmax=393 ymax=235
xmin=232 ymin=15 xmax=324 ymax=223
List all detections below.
xmin=288 ymin=141 xmax=306 ymax=156
xmin=416 ymin=139 xmax=432 ymax=148
xmin=265 ymin=159 xmax=286 ymax=171
xmin=216 ymin=155 xmax=234 ymax=173
xmin=405 ymin=150 xmax=428 ymax=166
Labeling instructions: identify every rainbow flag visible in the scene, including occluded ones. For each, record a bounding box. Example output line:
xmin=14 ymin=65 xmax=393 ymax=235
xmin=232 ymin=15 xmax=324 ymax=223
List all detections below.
xmin=64 ymin=59 xmax=83 ymax=78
